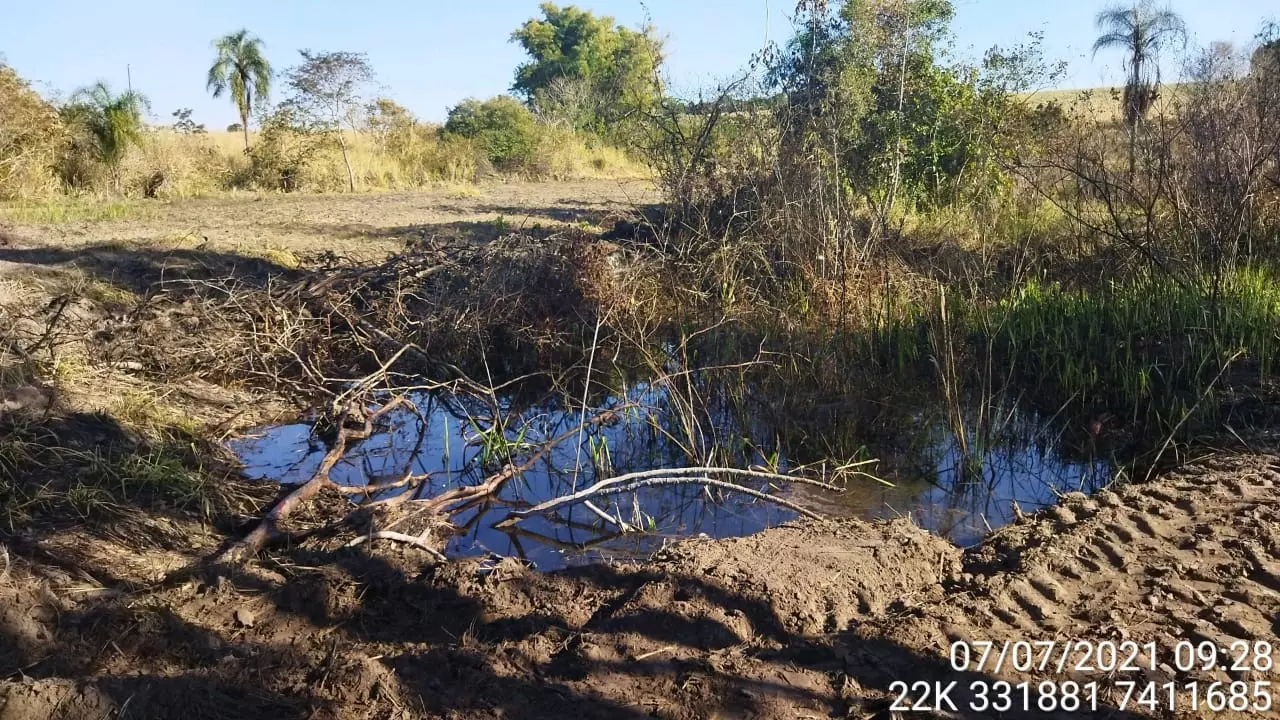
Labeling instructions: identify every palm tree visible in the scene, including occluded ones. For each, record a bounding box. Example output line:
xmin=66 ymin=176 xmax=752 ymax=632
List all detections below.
xmin=207 ymin=29 xmax=272 ymax=152
xmin=62 ymin=82 xmax=149 ymax=192
xmin=1092 ymin=1 xmax=1187 ymax=172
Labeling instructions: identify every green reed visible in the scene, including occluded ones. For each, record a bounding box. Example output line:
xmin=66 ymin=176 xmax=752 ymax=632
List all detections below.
xmin=988 ymin=268 xmax=1280 ymax=430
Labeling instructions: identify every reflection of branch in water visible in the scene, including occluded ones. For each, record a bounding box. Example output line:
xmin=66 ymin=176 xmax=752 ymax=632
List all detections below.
xmin=506 ymin=530 xmax=529 ymax=562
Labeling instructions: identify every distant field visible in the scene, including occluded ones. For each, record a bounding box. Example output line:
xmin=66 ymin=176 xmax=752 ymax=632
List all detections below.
xmin=201 ymin=129 xmax=256 ymax=153
xmin=1020 ymin=84 xmax=1188 ymax=119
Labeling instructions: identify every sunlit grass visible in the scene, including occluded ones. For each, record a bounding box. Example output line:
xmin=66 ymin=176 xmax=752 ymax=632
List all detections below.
xmin=0 ymin=198 xmax=151 ymax=223
xmin=858 ymin=267 xmax=1280 ymax=440
xmin=990 ymin=268 xmax=1280 ymax=424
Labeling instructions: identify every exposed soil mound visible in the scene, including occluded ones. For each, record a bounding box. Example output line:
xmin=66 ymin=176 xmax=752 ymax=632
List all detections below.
xmin=650 ymin=519 xmax=962 ymax=635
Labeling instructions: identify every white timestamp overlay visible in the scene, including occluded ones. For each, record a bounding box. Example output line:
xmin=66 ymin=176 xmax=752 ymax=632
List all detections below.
xmin=887 ymin=640 xmax=1276 ymax=714
xmin=891 ymin=679 xmax=1275 ymax=714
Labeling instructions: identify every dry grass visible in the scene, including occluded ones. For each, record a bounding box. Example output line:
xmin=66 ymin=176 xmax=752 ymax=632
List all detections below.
xmin=0 ymin=198 xmax=151 ymax=223
xmin=99 ymin=128 xmax=649 ymax=199
xmin=1 ymin=114 xmax=648 ymax=200
xmin=1020 ymin=84 xmax=1189 ymax=120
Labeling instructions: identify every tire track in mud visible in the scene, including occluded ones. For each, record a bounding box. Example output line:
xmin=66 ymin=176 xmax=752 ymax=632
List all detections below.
xmin=857 ymin=454 xmax=1280 ymax=719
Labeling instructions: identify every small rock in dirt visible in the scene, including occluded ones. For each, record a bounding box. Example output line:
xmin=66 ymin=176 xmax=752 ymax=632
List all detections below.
xmin=1048 ymin=505 xmax=1077 ymax=524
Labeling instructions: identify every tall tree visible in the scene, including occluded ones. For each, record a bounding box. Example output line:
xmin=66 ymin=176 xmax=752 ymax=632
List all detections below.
xmin=283 ymin=50 xmax=376 ymax=192
xmin=511 ymin=3 xmax=663 ymax=136
xmin=61 ymin=82 xmax=149 ymax=193
xmin=1092 ymin=1 xmax=1186 ymax=172
xmin=207 ymin=29 xmax=273 ymax=152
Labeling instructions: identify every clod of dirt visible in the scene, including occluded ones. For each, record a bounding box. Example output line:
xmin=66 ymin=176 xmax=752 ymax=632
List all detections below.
xmin=0 ymin=384 xmax=52 ymax=417
xmin=0 ymin=585 xmax=54 ymax=672
xmin=233 ymin=608 xmax=256 ymax=628
xmin=0 ymin=679 xmax=115 ymax=720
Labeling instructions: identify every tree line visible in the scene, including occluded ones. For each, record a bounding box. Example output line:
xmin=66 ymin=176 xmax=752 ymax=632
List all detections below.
xmin=2 ymin=0 xmax=1277 ymax=202
xmin=0 ymin=2 xmax=662 ymax=196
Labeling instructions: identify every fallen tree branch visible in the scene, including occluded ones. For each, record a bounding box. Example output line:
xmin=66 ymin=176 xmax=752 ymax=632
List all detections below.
xmin=219 ymin=397 xmax=638 ymax=563
xmin=333 ymin=471 xmax=437 ymax=498
xmin=372 ymin=404 xmax=639 ymax=513
xmin=499 ymin=465 xmax=842 ymax=528
xmin=497 ymin=474 xmax=825 ymax=528
xmin=215 ymin=395 xmax=412 ymax=563
xmin=604 ymin=466 xmax=847 ymax=492
xmin=582 ymin=500 xmax=637 ymax=532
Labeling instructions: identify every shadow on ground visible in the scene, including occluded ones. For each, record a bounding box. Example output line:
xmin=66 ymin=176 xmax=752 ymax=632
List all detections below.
xmin=260 ymin=200 xmax=667 ymax=248
xmin=0 ymin=506 xmax=1154 ymax=719
xmin=0 ymin=243 xmax=306 ymax=299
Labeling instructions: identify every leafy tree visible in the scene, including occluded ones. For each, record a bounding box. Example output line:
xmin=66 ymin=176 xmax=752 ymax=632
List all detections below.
xmin=171 ymin=108 xmax=206 ymax=134
xmin=365 ymin=98 xmax=415 ymax=152
xmin=207 ymin=29 xmax=273 ymax=152
xmin=511 ymin=3 xmax=663 ymax=135
xmin=747 ymin=0 xmax=1068 ymax=231
xmin=444 ymin=95 xmax=538 ymax=171
xmin=227 ymin=122 xmax=244 ymax=133
xmin=1092 ymin=1 xmax=1186 ymax=173
xmin=283 ymin=50 xmax=376 ymax=192
xmin=60 ymin=81 xmax=149 ymax=192
xmin=246 ymin=106 xmax=330 ymax=192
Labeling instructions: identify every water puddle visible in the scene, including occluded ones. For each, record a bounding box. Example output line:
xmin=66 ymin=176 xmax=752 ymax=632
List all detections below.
xmin=232 ymin=381 xmax=1114 ymax=570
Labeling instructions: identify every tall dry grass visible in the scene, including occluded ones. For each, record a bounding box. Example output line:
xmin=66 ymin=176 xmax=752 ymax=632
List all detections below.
xmin=4 ymin=126 xmax=647 ymax=201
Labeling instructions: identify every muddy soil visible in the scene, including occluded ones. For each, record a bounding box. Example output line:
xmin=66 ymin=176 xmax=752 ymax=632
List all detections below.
xmin=1 ymin=452 xmax=1277 ymax=719
xmin=2 ymin=185 xmax=1278 ymax=719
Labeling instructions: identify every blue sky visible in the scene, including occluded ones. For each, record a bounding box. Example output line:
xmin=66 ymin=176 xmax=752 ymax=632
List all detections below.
xmin=1 ymin=0 xmax=1275 ymax=128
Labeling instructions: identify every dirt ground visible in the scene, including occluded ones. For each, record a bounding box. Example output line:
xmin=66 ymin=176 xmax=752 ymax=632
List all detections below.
xmin=2 ymin=454 xmax=1278 ymax=719
xmin=0 ymin=180 xmax=657 ymax=259
xmin=2 ymin=182 xmax=1279 ymax=719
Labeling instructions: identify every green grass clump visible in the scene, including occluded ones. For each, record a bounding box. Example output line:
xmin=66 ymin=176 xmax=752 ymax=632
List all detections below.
xmin=0 ymin=418 xmax=223 ymax=530
xmin=821 ymin=267 xmax=1280 ymax=457
xmin=991 ymin=269 xmax=1280 ymax=422
xmin=0 ymin=198 xmax=150 ymax=223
